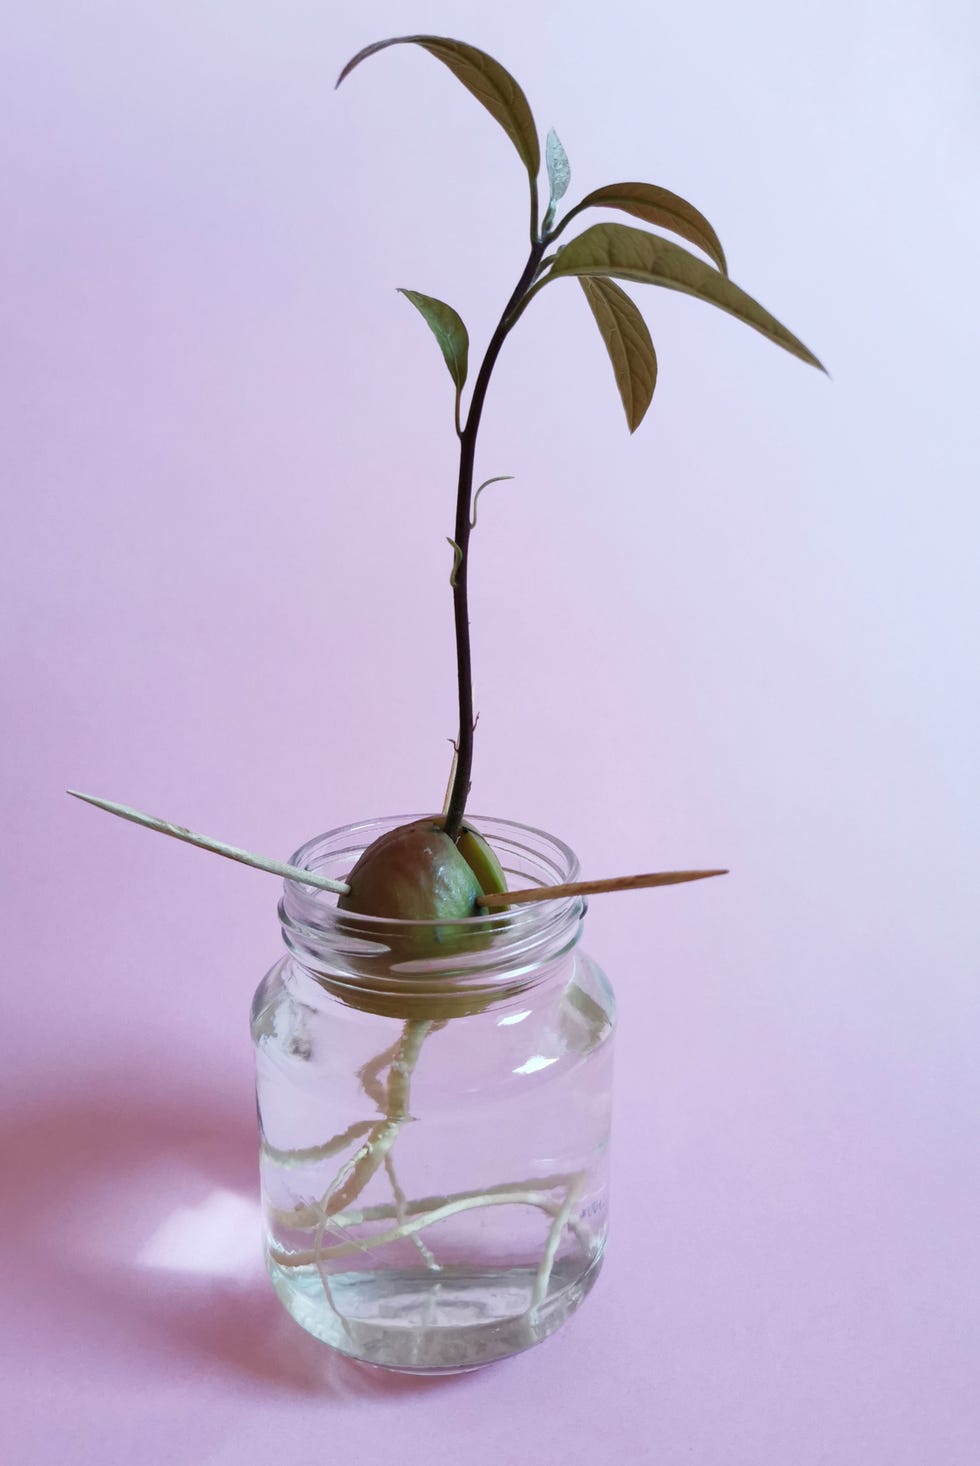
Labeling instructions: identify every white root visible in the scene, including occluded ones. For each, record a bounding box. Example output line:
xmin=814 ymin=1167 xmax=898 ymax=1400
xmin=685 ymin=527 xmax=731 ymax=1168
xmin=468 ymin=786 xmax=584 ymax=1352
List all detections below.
xmin=320 ymin=1020 xmax=431 ymax=1221
xmin=310 ymin=1019 xmax=431 ymax=1291
xmin=267 ymin=1022 xmax=598 ymax=1314
xmin=273 ymin=1188 xmax=568 ymax=1265
xmin=357 ymin=1035 xmax=405 ymax=1113
xmin=270 ymin=1175 xmax=595 ymax=1259
xmin=271 ymin=1169 xmax=591 ymax=1232
xmin=360 ymin=1029 xmax=441 ymax=1267
xmin=261 ymin=1119 xmax=374 ymax=1167
xmin=530 ymin=1172 xmax=586 ymax=1316
xmin=385 ymin=1153 xmax=441 ymax=1271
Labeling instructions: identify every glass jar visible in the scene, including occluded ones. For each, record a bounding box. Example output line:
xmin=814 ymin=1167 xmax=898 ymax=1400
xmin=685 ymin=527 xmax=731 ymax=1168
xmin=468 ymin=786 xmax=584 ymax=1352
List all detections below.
xmin=250 ymin=815 xmax=616 ymax=1373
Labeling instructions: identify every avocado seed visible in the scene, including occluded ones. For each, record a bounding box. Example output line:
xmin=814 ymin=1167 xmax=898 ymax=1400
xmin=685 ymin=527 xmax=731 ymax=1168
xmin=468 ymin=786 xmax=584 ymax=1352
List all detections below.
xmin=339 ymin=818 xmax=483 ymax=921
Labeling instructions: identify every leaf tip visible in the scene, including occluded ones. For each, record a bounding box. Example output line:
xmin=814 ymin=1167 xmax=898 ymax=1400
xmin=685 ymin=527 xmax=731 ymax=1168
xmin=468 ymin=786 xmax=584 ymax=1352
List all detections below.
xmin=802 ymin=344 xmax=829 ymax=375
xmin=627 ymin=401 xmax=652 ymax=435
xmin=334 ymin=57 xmax=355 ymax=90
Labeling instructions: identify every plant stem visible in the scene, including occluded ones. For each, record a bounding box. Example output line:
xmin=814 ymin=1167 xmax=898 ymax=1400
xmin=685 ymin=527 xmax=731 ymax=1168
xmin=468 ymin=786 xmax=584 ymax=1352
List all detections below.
xmin=443 ymin=236 xmax=550 ymax=839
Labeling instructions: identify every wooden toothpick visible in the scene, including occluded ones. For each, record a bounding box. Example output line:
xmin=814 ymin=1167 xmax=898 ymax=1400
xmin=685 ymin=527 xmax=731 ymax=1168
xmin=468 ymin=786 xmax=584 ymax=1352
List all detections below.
xmin=66 ymin=790 xmax=351 ymax=895
xmin=67 ymin=790 xmax=726 ymax=911
xmin=479 ymin=868 xmax=728 ymax=908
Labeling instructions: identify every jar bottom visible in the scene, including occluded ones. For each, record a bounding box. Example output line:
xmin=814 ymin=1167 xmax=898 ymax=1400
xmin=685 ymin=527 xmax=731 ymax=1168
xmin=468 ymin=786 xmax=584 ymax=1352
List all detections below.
xmin=267 ymin=1248 xmax=606 ymax=1373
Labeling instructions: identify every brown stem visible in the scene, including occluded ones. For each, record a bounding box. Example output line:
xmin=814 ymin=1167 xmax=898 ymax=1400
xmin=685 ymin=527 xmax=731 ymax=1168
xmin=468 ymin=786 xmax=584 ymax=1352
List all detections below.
xmin=443 ymin=238 xmax=549 ymax=840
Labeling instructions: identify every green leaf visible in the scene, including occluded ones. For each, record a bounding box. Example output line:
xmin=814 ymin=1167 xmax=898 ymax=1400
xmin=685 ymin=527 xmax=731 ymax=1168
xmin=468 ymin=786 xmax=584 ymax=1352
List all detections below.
xmin=563 ymin=182 xmax=728 ymax=275
xmin=398 ymin=289 xmax=469 ymax=405
xmin=546 ymin=128 xmax=570 ymax=205
xmin=548 ymin=223 xmax=824 ymax=371
xmin=471 ymin=475 xmax=515 ymax=528
xmin=579 ymin=277 xmax=657 ymax=433
xmin=337 ymin=35 xmax=540 ymax=179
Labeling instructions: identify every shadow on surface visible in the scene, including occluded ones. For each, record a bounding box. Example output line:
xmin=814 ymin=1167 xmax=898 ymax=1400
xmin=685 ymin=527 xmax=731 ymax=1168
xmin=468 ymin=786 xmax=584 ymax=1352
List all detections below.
xmin=0 ymin=1072 xmax=458 ymax=1397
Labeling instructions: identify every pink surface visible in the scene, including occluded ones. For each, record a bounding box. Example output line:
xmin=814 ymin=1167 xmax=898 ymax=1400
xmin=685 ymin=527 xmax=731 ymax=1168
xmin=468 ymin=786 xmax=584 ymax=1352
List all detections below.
xmin=3 ymin=2 xmax=978 ymax=1461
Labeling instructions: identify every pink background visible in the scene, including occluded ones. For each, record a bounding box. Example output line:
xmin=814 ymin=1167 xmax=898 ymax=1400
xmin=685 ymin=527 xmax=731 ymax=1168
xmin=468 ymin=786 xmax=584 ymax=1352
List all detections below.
xmin=3 ymin=1 xmax=978 ymax=1461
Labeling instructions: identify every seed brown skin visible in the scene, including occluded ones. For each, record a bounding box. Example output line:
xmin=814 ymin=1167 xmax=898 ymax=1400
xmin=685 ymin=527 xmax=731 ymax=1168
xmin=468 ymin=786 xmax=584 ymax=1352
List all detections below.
xmin=338 ymin=819 xmax=484 ymax=921
xmin=334 ymin=818 xmax=512 ymax=1014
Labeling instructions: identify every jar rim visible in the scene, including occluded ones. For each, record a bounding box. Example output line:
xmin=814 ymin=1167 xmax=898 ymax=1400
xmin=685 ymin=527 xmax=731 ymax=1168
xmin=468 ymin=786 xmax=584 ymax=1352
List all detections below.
xmin=278 ymin=814 xmax=585 ymax=1014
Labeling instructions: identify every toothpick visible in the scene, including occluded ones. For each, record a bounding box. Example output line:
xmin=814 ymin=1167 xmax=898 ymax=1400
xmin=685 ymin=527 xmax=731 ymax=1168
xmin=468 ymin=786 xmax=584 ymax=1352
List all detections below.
xmin=67 ymin=789 xmax=726 ymax=910
xmin=66 ymin=790 xmax=350 ymax=895
xmin=479 ymin=868 xmax=728 ymax=908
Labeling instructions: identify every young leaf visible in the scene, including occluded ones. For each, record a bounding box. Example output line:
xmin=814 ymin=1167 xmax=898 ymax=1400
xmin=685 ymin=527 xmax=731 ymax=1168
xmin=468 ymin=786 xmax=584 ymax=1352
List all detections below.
xmin=546 ymin=128 xmax=571 ymax=205
xmin=471 ymin=474 xmax=515 ymax=528
xmin=561 ymin=182 xmax=728 ymax=275
xmin=398 ymin=289 xmax=469 ymax=395
xmin=579 ymin=276 xmax=657 ymax=433
xmin=546 ymin=223 xmax=825 ymax=371
xmin=337 ymin=36 xmax=540 ymax=179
